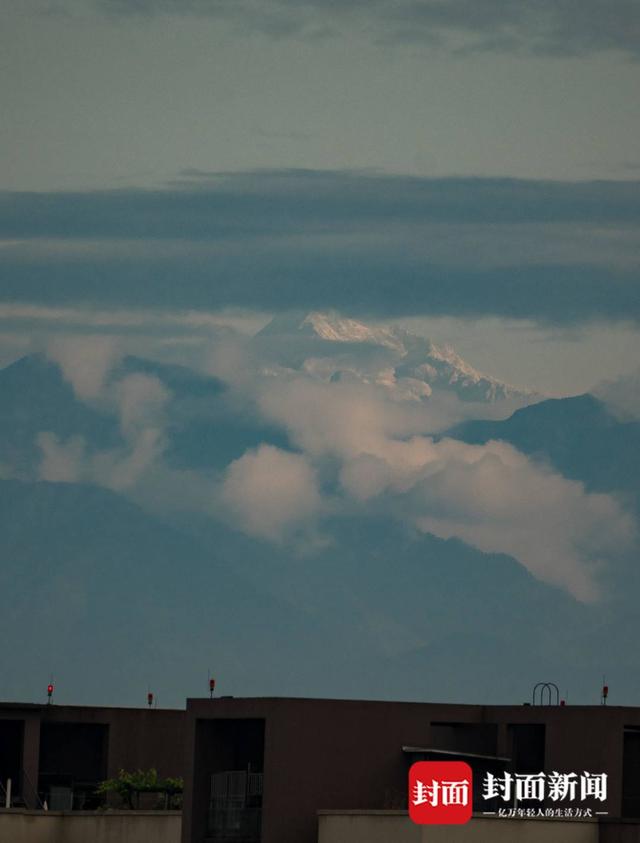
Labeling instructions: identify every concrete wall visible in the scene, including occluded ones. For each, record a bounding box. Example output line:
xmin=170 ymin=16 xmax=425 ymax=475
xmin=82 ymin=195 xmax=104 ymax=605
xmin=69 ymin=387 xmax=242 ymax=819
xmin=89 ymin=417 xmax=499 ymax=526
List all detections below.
xmin=318 ymin=811 xmax=600 ymax=843
xmin=0 ymin=809 xmax=181 ymax=843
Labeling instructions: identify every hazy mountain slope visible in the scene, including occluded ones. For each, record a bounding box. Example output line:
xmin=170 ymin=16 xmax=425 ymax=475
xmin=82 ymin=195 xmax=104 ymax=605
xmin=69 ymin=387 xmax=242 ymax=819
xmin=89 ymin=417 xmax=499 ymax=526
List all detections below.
xmin=2 ymin=476 xmax=624 ymax=706
xmin=1 ymin=349 xmax=638 ymax=707
xmin=0 ymin=354 xmax=288 ymax=474
xmin=0 ymin=355 xmax=122 ymax=475
xmin=169 ymin=511 xmax=623 ymax=704
xmin=0 ymin=478 xmax=342 ymax=705
xmin=450 ymin=394 xmax=640 ymax=499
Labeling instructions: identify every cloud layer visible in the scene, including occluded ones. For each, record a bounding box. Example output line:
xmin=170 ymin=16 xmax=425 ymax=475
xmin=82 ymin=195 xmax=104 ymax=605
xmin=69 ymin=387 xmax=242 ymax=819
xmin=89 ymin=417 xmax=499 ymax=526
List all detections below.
xmin=16 ymin=324 xmax=636 ymax=603
xmin=39 ymin=336 xmax=172 ymax=492
xmin=595 ymin=368 xmax=640 ymax=421
xmin=249 ymin=373 xmax=634 ymax=600
xmin=2 ymin=171 xmax=639 ymax=324
xmin=94 ymin=0 xmax=640 ymax=60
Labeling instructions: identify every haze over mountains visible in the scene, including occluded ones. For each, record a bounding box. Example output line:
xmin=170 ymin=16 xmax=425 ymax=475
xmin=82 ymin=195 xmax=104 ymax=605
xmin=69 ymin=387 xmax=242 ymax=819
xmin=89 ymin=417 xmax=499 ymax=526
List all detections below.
xmin=0 ymin=313 xmax=637 ymax=707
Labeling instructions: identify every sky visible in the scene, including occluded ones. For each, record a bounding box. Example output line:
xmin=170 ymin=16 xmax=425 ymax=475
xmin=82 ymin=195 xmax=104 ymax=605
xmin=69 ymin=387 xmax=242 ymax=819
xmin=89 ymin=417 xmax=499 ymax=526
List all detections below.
xmin=3 ymin=0 xmax=640 ymax=190
xmin=1 ymin=0 xmax=639 ymax=390
xmin=1 ymin=1 xmax=640 ymax=706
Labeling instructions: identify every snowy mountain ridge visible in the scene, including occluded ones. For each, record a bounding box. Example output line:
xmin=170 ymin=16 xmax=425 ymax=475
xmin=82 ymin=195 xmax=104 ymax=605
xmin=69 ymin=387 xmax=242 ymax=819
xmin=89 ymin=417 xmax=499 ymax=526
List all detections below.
xmin=257 ymin=310 xmax=537 ymax=404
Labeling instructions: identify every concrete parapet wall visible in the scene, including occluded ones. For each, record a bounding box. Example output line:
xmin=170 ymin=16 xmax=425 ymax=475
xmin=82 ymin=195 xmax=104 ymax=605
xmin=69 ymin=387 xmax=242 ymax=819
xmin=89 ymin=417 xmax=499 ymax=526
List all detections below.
xmin=0 ymin=809 xmax=181 ymax=843
xmin=318 ymin=810 xmax=601 ymax=843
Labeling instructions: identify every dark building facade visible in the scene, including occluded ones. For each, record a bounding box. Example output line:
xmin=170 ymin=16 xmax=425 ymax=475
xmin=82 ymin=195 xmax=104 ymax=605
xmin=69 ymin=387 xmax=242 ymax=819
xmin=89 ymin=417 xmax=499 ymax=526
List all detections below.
xmin=181 ymin=697 xmax=640 ymax=843
xmin=4 ymin=695 xmax=640 ymax=841
xmin=0 ymin=702 xmax=185 ymax=810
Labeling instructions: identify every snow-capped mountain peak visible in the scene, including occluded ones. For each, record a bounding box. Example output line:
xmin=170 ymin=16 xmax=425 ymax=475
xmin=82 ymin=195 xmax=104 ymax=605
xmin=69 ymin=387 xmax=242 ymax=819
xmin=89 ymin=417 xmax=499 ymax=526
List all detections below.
xmin=256 ymin=311 xmax=536 ymax=404
xmin=300 ymin=312 xmax=406 ymax=353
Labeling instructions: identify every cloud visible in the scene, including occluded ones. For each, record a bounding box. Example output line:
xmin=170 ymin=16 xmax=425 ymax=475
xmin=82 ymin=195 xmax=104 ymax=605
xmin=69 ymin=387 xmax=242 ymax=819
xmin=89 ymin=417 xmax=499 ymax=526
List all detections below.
xmin=29 ymin=321 xmax=638 ymax=600
xmin=37 ymin=346 xmax=174 ymax=492
xmin=37 ymin=432 xmax=86 ymax=483
xmin=257 ymin=376 xmax=441 ymax=453
xmin=90 ymin=373 xmax=172 ymax=490
xmin=336 ymin=436 xmax=627 ymax=596
xmin=6 ymin=173 xmax=640 ymax=238
xmin=46 ymin=335 xmax=121 ymax=401
xmin=114 ymin=373 xmax=169 ymax=437
xmin=45 ymin=336 xmax=171 ymax=442
xmin=407 ymin=439 xmax=633 ymax=602
xmin=37 ymin=426 xmax=167 ymax=491
xmin=0 ymin=305 xmax=267 ymax=377
xmin=33 ymin=341 xmax=220 ymax=514
xmin=0 ymin=302 xmax=267 ymax=335
xmin=44 ymin=335 xmax=173 ymax=488
xmin=245 ymin=373 xmax=635 ymax=600
xmin=2 ymin=172 xmax=639 ymax=324
xmin=92 ymin=426 xmax=167 ymax=491
xmin=92 ymin=0 xmax=640 ymax=60
xmin=221 ymin=444 xmax=322 ymax=541
xmin=594 ymin=368 xmax=640 ymax=421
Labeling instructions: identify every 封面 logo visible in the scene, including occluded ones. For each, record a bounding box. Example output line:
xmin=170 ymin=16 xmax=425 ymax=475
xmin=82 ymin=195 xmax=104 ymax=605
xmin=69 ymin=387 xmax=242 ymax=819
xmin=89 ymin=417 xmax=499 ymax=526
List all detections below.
xmin=409 ymin=761 xmax=473 ymax=824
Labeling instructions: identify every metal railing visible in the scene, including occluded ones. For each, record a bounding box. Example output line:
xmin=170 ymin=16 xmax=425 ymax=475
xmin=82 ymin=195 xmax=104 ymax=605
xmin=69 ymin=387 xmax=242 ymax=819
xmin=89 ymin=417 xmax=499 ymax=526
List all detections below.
xmin=207 ymin=770 xmax=263 ymax=842
xmin=21 ymin=769 xmax=45 ymax=810
xmin=0 ymin=770 xmax=45 ymax=810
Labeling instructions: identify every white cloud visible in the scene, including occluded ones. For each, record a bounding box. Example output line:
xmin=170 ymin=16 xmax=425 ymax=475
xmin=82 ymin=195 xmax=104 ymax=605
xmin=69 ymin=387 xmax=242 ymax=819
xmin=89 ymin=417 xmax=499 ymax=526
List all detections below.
xmin=114 ymin=373 xmax=170 ymax=437
xmin=0 ymin=302 xmax=269 ymax=336
xmin=36 ymin=367 xmax=172 ymax=492
xmin=249 ymin=374 xmax=635 ymax=600
xmin=93 ymin=427 xmax=167 ymax=491
xmin=25 ymin=319 xmax=638 ymax=603
xmin=85 ymin=374 xmax=172 ymax=491
xmin=47 ymin=335 xmax=121 ymax=401
xmin=222 ymin=444 xmax=322 ymax=541
xmin=258 ymin=377 xmax=434 ymax=458
xmin=409 ymin=440 xmax=634 ymax=602
xmin=594 ymin=368 xmax=640 ymax=421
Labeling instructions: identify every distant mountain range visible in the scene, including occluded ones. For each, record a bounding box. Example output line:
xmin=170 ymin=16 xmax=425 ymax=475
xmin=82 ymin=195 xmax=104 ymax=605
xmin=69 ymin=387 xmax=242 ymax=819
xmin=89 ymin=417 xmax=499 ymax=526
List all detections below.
xmin=450 ymin=393 xmax=640 ymax=504
xmin=0 ymin=316 xmax=638 ymax=707
xmin=0 ymin=475 xmax=596 ymax=707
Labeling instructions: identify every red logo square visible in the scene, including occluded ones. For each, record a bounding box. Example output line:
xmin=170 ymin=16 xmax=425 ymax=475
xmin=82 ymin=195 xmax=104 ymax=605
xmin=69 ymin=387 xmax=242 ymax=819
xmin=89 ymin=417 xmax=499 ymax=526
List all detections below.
xmin=409 ymin=761 xmax=473 ymax=824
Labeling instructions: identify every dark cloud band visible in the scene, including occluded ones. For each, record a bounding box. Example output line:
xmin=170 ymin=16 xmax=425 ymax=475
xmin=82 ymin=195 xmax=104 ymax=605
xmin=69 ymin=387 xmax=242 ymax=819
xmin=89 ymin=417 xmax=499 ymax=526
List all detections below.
xmin=96 ymin=0 xmax=640 ymax=60
xmin=1 ymin=170 xmax=638 ymax=323
xmin=3 ymin=171 xmax=640 ymax=238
